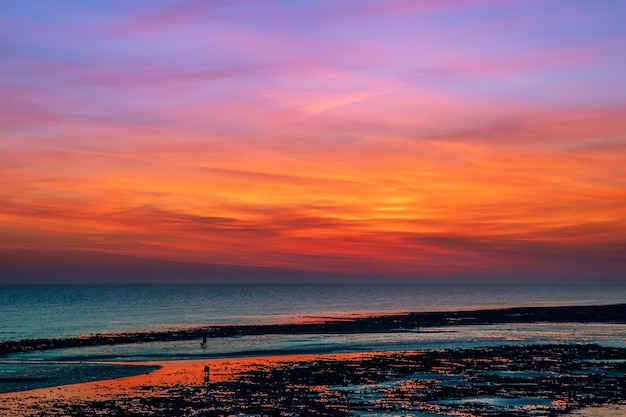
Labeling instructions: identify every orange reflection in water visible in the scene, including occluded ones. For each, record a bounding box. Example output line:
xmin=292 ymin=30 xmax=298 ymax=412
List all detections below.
xmin=0 ymin=352 xmax=377 ymax=416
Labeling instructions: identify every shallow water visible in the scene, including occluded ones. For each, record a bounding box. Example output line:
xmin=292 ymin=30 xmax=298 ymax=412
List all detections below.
xmin=0 ymin=361 xmax=159 ymax=393
xmin=2 ymin=283 xmax=625 ymax=341
xmin=9 ymin=322 xmax=626 ymax=363
xmin=2 ymin=321 xmax=625 ymax=393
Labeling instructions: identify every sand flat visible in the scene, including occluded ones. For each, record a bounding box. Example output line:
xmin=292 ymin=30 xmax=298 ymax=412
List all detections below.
xmin=2 ymin=346 xmax=625 ymax=416
xmin=0 ymin=353 xmax=363 ymax=416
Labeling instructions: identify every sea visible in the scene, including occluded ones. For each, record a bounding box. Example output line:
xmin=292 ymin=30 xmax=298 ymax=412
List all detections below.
xmin=1 ymin=283 xmax=626 ymax=393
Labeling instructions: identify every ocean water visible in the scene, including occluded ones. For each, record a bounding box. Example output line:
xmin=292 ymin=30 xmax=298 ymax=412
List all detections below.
xmin=1 ymin=283 xmax=626 ymax=394
xmin=1 ymin=283 xmax=625 ymax=341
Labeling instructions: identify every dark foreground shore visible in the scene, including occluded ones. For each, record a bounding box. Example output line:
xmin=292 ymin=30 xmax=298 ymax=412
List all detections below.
xmin=2 ymin=303 xmax=625 ymax=356
xmin=2 ymin=344 xmax=625 ymax=417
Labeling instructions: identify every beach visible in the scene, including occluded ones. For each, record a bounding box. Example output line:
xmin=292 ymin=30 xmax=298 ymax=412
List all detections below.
xmin=1 ymin=304 xmax=626 ymax=416
xmin=2 ymin=345 xmax=626 ymax=416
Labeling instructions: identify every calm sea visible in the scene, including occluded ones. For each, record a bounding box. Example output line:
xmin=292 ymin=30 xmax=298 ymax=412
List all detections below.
xmin=1 ymin=283 xmax=625 ymax=342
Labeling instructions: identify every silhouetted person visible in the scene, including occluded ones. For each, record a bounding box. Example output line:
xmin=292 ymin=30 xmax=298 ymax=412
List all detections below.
xmin=204 ymin=365 xmax=210 ymax=383
xmin=201 ymin=335 xmax=207 ymax=348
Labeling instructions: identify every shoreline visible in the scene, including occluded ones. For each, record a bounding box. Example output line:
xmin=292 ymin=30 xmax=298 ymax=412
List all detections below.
xmin=2 ymin=303 xmax=625 ymax=415
xmin=2 ymin=303 xmax=625 ymax=356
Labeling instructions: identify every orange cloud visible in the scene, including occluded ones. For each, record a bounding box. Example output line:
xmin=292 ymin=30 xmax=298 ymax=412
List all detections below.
xmin=1 ymin=104 xmax=624 ymax=278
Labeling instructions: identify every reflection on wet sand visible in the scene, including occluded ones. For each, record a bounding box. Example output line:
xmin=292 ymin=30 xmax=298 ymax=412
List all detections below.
xmin=1 ymin=345 xmax=625 ymax=417
xmin=566 ymin=404 xmax=626 ymax=417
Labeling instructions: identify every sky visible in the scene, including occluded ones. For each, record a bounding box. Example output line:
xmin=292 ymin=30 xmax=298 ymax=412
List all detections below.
xmin=1 ymin=0 xmax=625 ymax=283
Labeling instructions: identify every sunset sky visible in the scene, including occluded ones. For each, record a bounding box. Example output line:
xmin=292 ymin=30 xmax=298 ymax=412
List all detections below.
xmin=1 ymin=1 xmax=625 ymax=283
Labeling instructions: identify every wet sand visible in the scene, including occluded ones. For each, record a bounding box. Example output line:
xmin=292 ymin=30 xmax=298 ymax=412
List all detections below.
xmin=1 ymin=345 xmax=625 ymax=416
xmin=2 ymin=304 xmax=625 ymax=416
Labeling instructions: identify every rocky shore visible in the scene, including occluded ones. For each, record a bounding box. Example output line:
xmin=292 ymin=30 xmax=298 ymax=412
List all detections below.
xmin=2 ymin=344 xmax=624 ymax=417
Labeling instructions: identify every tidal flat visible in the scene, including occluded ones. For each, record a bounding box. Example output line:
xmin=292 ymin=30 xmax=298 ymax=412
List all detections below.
xmin=1 ymin=304 xmax=625 ymax=416
xmin=1 ymin=344 xmax=625 ymax=416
